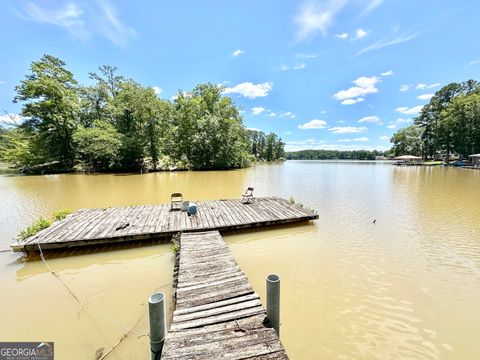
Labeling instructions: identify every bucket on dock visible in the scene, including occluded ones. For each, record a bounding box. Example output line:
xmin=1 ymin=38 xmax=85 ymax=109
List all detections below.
xmin=181 ymin=201 xmax=189 ymax=211
xmin=188 ymin=202 xmax=197 ymax=216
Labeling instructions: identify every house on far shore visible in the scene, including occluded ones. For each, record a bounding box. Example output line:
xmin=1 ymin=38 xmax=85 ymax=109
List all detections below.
xmin=393 ymin=155 xmax=422 ymax=165
xmin=468 ymin=154 xmax=480 ymax=166
xmin=434 ymin=152 xmax=460 ymax=162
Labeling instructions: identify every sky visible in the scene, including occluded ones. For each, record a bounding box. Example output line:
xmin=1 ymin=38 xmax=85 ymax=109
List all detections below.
xmin=1 ymin=0 xmax=480 ymax=151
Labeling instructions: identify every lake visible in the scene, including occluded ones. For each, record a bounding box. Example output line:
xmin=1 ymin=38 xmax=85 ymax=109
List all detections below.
xmin=1 ymin=161 xmax=479 ymax=359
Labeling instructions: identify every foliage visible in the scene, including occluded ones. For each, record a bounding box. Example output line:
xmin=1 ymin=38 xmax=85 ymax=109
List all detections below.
xmin=52 ymin=208 xmax=72 ymax=221
xmin=18 ymin=217 xmax=51 ymax=241
xmin=172 ymin=84 xmax=254 ymax=169
xmin=18 ymin=208 xmax=72 ymax=241
xmin=390 ymin=125 xmax=423 ymax=156
xmin=5 ymin=55 xmax=283 ymax=172
xmin=73 ymin=121 xmax=122 ymax=170
xmin=286 ymin=149 xmax=386 ymax=160
xmin=389 ymin=80 xmax=480 ymax=160
xmin=13 ymin=54 xmax=80 ymax=167
xmin=247 ymin=129 xmax=285 ymax=161
xmin=0 ymin=128 xmax=49 ymax=168
xmin=287 ymin=195 xmax=316 ymax=213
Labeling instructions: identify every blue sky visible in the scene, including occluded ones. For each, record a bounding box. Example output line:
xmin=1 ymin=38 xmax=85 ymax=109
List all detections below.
xmin=1 ymin=0 xmax=480 ymax=151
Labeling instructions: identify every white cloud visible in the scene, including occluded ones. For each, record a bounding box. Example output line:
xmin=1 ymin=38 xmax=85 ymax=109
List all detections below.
xmin=0 ymin=113 xmax=25 ymax=126
xmin=279 ymin=111 xmax=296 ymax=118
xmin=279 ymin=63 xmax=306 ymax=71
xmin=333 ymin=75 xmax=380 ymax=104
xmin=361 ymin=0 xmax=385 ymax=16
xmin=399 ymin=84 xmax=411 ymax=92
xmin=251 ymin=107 xmax=265 ymax=115
xmin=96 ymin=0 xmax=137 ymax=47
xmin=246 ymin=127 xmax=261 ymax=132
xmin=152 ymin=86 xmax=162 ymax=95
xmin=354 ymin=28 xmax=368 ymax=39
xmin=16 ymin=1 xmax=136 ymax=47
xmin=223 ymin=82 xmax=273 ymax=98
xmin=295 ymin=53 xmax=318 ymax=59
xmin=0 ymin=80 xmax=5 ymax=85
xmin=284 ymin=131 xmax=293 ymax=135
xmin=381 ymin=70 xmax=394 ymax=76
xmin=298 ymin=119 xmax=327 ymax=129
xmin=334 ymin=32 xmax=348 ymax=39
xmin=269 ymin=112 xmax=277 ymax=117
xmin=379 ymin=136 xmax=390 ymax=141
xmin=295 ymin=0 xmax=348 ymax=40
xmin=468 ymin=59 xmax=480 ymax=66
xmin=357 ymin=30 xmax=421 ymax=56
xmin=328 ymin=126 xmax=367 ymax=134
xmin=417 ymin=93 xmax=434 ymax=101
xmin=17 ymin=2 xmax=87 ymax=39
xmin=395 ymin=105 xmax=423 ymax=115
xmin=396 ymin=118 xmax=410 ymax=124
xmin=387 ymin=124 xmax=397 ymax=129
xmin=338 ymin=137 xmax=369 ymax=142
xmin=232 ymin=49 xmax=244 ymax=57
xmin=358 ymin=115 xmax=380 ymax=123
xmin=415 ymin=82 xmax=439 ymax=90
xmin=355 ymin=137 xmax=369 ymax=142
xmin=341 ymin=98 xmax=365 ymax=105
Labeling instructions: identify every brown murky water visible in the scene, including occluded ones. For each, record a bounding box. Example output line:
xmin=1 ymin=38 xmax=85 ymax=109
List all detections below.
xmin=1 ymin=161 xmax=479 ymax=359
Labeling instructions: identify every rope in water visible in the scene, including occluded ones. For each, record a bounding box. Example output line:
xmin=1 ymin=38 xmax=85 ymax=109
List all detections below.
xmin=36 ymin=243 xmax=160 ymax=358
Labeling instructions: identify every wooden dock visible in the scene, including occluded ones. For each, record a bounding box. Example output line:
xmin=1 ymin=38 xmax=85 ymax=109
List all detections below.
xmin=161 ymin=231 xmax=288 ymax=359
xmin=11 ymin=197 xmax=318 ymax=252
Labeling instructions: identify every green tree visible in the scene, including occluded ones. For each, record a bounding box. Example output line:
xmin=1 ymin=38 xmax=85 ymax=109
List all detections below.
xmin=441 ymin=93 xmax=480 ymax=157
xmin=415 ymin=80 xmax=479 ymax=158
xmin=172 ymin=83 xmax=253 ymax=169
xmin=13 ymin=55 xmax=80 ymax=167
xmin=390 ymin=125 xmax=423 ymax=156
xmin=73 ymin=121 xmax=122 ymax=170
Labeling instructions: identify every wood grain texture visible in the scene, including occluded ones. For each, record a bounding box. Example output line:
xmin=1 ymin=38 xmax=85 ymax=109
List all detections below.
xmin=162 ymin=231 xmax=288 ymax=359
xmin=11 ymin=197 xmax=318 ymax=252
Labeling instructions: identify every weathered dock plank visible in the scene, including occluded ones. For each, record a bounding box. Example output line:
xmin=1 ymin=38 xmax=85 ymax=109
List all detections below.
xmin=11 ymin=197 xmax=318 ymax=252
xmin=161 ymin=231 xmax=288 ymax=359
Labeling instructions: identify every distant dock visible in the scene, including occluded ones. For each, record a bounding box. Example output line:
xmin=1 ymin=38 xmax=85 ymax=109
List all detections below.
xmin=11 ymin=197 xmax=318 ymax=252
xmin=161 ymin=231 xmax=288 ymax=359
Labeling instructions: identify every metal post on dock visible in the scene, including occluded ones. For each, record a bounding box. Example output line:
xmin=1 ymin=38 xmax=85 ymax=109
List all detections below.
xmin=149 ymin=292 xmax=167 ymax=360
xmin=266 ymin=274 xmax=280 ymax=336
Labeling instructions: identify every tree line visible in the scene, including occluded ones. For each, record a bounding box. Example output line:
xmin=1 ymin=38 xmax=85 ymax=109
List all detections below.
xmin=390 ymin=80 xmax=480 ymax=159
xmin=247 ymin=130 xmax=285 ymax=161
xmin=0 ymin=55 xmax=285 ymax=173
xmin=286 ymin=149 xmax=386 ymax=160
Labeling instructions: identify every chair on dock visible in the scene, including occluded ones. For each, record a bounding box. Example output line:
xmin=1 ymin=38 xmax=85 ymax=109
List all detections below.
xmin=241 ymin=187 xmax=254 ymax=204
xmin=170 ymin=193 xmax=183 ymax=211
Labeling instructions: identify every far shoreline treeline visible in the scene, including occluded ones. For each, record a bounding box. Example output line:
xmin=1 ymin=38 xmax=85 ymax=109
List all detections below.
xmin=286 ymin=149 xmax=387 ymax=160
xmin=0 ymin=54 xmax=285 ymax=174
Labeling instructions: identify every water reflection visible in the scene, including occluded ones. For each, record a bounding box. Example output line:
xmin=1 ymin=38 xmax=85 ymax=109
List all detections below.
xmin=1 ymin=161 xmax=480 ymax=359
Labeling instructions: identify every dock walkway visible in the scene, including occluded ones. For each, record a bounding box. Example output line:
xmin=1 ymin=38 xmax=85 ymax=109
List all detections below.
xmin=161 ymin=231 xmax=288 ymax=359
xmin=12 ymin=197 xmax=318 ymax=252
